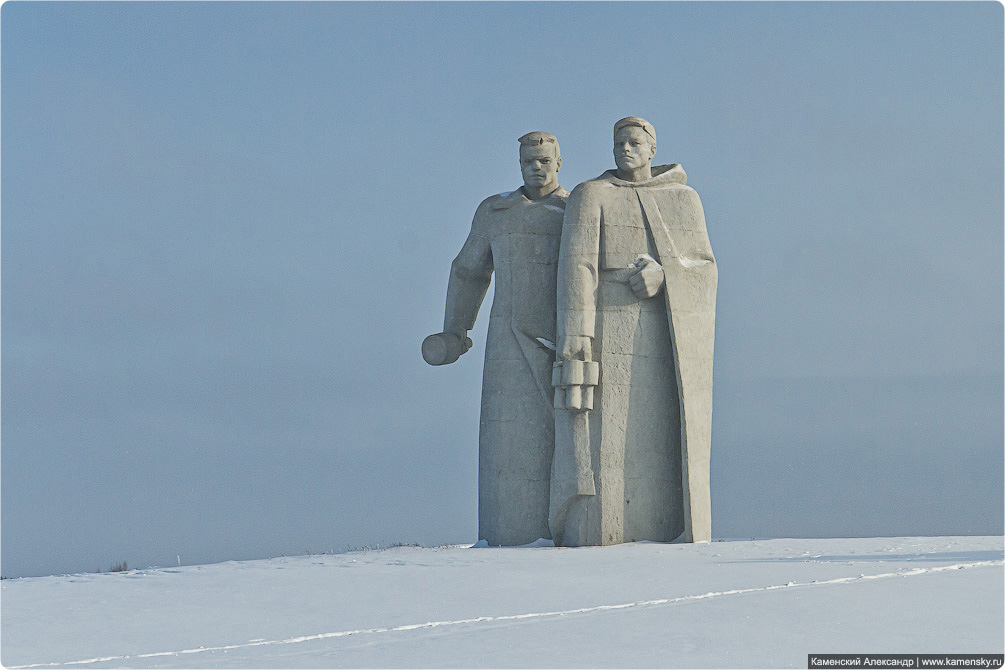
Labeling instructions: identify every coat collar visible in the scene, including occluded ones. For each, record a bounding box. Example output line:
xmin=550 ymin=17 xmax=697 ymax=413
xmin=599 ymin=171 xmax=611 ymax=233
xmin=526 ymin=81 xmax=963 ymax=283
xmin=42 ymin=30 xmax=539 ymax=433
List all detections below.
xmin=492 ymin=185 xmax=569 ymax=210
xmin=598 ymin=164 xmax=687 ymax=188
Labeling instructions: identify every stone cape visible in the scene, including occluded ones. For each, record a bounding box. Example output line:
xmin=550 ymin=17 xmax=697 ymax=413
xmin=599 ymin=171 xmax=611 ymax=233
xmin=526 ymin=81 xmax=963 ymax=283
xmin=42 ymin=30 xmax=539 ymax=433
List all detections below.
xmin=553 ymin=164 xmax=717 ymax=545
xmin=444 ymin=185 xmax=570 ymax=545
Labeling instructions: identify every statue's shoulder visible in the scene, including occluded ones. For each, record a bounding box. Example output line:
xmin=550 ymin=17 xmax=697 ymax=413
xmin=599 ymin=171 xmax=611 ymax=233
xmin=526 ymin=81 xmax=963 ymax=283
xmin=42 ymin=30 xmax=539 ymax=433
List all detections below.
xmin=660 ymin=181 xmax=698 ymax=196
xmin=572 ymin=179 xmax=609 ymax=192
xmin=477 ymin=191 xmax=512 ymax=210
xmin=481 ymin=189 xmax=529 ymax=212
xmin=468 ymin=192 xmax=513 ymax=232
xmin=569 ymin=172 xmax=619 ymax=204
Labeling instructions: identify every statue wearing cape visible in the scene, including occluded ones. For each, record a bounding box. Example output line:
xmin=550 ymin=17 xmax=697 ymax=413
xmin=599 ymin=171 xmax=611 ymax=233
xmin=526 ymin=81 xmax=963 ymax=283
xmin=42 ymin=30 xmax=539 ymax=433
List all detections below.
xmin=552 ymin=163 xmax=717 ymax=545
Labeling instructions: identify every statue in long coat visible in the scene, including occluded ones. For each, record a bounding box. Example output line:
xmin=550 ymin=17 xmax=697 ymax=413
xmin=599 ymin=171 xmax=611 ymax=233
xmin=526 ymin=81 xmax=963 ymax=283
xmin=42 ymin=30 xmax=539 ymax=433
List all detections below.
xmin=552 ymin=118 xmax=717 ymax=546
xmin=425 ymin=132 xmax=568 ymax=545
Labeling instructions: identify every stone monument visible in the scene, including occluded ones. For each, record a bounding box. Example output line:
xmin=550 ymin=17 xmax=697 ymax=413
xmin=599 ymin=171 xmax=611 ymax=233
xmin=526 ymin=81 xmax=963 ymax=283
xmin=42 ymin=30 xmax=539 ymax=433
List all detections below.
xmin=424 ymin=132 xmax=568 ymax=546
xmin=425 ymin=119 xmax=716 ymax=548
xmin=551 ymin=117 xmax=717 ymax=546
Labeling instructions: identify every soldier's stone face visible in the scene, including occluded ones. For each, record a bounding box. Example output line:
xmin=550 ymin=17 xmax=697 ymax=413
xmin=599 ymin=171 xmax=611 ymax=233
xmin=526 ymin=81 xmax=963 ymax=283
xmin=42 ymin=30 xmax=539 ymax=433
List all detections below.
xmin=520 ymin=144 xmax=560 ymax=190
xmin=614 ymin=126 xmax=655 ymax=172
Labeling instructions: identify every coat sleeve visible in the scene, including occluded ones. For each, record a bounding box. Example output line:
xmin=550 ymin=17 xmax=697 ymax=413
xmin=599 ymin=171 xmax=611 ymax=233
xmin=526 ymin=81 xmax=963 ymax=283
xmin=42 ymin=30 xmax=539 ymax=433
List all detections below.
xmin=443 ymin=199 xmax=494 ymax=333
xmin=556 ymin=184 xmax=601 ymax=342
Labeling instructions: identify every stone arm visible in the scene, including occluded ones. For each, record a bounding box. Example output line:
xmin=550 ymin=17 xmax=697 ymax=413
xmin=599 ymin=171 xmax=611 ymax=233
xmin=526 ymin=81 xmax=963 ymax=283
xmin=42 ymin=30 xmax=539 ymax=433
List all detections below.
xmin=556 ymin=184 xmax=600 ymax=362
xmin=443 ymin=201 xmax=494 ymax=338
xmin=554 ymin=185 xmax=601 ymax=412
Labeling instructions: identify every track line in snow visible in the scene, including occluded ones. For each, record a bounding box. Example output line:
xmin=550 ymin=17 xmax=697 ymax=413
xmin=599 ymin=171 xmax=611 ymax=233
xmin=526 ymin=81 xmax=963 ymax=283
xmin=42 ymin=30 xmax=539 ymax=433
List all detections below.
xmin=10 ymin=559 xmax=1002 ymax=669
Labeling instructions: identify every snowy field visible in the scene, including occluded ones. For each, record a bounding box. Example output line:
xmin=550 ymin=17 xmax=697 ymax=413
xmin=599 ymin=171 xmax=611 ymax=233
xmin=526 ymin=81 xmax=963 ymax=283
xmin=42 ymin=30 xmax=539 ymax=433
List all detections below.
xmin=2 ymin=536 xmax=1002 ymax=669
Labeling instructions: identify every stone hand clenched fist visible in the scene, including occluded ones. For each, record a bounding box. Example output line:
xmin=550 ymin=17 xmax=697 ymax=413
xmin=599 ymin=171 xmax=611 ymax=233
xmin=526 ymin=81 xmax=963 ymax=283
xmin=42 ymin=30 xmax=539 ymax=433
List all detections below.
xmin=628 ymin=254 xmax=665 ymax=299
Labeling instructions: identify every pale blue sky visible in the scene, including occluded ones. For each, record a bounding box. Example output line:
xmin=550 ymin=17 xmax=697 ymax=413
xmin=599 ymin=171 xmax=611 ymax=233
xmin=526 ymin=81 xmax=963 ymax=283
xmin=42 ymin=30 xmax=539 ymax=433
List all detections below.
xmin=2 ymin=2 xmax=1002 ymax=578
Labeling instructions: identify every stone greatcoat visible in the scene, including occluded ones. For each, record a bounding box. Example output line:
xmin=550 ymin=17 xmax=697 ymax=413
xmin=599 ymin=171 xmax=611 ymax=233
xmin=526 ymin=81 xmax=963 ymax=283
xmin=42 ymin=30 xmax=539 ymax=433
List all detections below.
xmin=553 ymin=164 xmax=716 ymax=545
xmin=444 ymin=185 xmax=569 ymax=546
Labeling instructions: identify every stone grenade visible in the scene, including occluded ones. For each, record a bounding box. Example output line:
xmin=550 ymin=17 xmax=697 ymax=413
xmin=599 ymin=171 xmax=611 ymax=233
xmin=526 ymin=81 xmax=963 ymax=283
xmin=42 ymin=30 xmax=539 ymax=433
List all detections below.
xmin=422 ymin=332 xmax=471 ymax=366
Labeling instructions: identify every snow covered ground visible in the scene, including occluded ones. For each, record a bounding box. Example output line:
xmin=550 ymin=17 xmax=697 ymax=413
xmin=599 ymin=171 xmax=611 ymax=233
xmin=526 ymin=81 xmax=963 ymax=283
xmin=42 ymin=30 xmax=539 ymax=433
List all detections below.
xmin=2 ymin=536 xmax=1002 ymax=669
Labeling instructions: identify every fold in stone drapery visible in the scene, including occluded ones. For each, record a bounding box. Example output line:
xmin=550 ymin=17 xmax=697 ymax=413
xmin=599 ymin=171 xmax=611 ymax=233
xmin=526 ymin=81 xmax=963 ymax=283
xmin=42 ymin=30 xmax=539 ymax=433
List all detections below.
xmin=635 ymin=187 xmax=717 ymax=542
xmin=549 ymin=409 xmax=595 ymax=546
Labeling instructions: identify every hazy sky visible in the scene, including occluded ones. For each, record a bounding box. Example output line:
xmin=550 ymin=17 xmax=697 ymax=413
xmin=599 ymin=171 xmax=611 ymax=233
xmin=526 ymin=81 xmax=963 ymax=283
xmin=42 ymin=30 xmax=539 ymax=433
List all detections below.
xmin=2 ymin=2 xmax=1002 ymax=578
